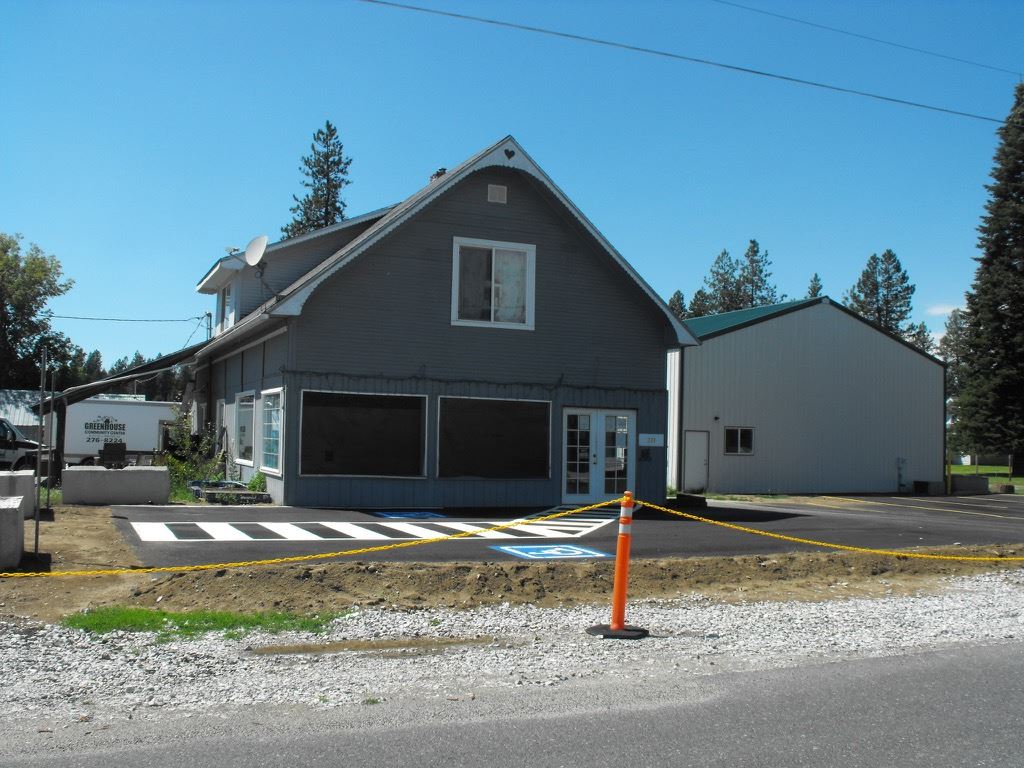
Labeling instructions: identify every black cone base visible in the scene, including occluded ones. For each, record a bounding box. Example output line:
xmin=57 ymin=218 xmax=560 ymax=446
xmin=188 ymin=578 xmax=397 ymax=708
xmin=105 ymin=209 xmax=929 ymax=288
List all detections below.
xmin=586 ymin=624 xmax=649 ymax=640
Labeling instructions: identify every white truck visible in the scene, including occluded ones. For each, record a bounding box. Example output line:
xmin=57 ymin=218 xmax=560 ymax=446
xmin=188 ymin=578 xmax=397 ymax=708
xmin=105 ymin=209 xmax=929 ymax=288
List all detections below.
xmin=61 ymin=398 xmax=179 ymax=465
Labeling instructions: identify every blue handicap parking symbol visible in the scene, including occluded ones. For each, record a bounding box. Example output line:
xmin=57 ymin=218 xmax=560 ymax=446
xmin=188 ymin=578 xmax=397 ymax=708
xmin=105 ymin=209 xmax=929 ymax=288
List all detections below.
xmin=490 ymin=544 xmax=609 ymax=560
xmin=371 ymin=510 xmax=446 ymax=519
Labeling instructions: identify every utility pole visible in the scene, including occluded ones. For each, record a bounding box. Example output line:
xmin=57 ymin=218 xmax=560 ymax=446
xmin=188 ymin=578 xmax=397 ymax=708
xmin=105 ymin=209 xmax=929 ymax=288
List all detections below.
xmin=205 ymin=312 xmax=213 ymax=341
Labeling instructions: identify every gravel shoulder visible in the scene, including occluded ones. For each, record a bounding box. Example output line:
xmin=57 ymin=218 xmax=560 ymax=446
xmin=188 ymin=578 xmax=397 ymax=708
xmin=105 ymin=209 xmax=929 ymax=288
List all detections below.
xmin=1 ymin=569 xmax=1023 ymax=759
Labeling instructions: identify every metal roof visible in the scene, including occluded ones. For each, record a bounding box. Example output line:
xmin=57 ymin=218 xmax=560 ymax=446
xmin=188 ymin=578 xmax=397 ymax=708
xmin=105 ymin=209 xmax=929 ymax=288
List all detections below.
xmin=682 ymin=298 xmax=821 ymax=340
xmin=681 ymin=296 xmax=944 ymax=366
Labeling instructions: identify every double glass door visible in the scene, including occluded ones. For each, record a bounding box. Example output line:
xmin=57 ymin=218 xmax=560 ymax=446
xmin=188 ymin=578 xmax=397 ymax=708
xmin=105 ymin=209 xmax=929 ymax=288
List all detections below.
xmin=562 ymin=409 xmax=636 ymax=503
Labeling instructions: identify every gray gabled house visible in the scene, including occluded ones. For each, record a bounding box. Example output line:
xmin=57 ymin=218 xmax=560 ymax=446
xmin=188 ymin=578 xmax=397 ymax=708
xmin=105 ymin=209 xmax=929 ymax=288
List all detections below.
xmin=192 ymin=136 xmax=697 ymax=508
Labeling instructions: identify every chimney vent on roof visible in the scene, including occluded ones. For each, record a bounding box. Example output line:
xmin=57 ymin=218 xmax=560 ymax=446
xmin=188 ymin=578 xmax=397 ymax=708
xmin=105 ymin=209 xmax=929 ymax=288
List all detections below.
xmin=430 ymin=167 xmax=447 ymax=183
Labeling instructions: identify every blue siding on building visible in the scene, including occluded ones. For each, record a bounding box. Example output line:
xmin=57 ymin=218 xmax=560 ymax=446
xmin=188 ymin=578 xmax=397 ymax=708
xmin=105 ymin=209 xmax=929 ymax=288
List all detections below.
xmin=273 ymin=167 xmax=674 ymax=508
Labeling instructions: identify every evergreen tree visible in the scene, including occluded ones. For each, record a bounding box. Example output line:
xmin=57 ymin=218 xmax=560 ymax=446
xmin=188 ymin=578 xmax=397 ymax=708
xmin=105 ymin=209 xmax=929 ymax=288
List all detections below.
xmin=906 ymin=322 xmax=935 ymax=354
xmin=282 ymin=120 xmax=352 ymax=238
xmin=938 ymin=308 xmax=968 ymax=399
xmin=686 ymin=288 xmax=715 ymax=318
xmin=83 ymin=350 xmax=105 ymax=382
xmin=667 ymin=290 xmax=686 ymax=321
xmin=957 ymin=83 xmax=1024 ymax=473
xmin=703 ymin=249 xmax=744 ymax=313
xmin=843 ymin=249 xmax=922 ymax=342
xmin=939 ymin=307 xmax=970 ymax=454
xmin=806 ymin=273 xmax=823 ymax=298
xmin=737 ymin=239 xmax=782 ymax=307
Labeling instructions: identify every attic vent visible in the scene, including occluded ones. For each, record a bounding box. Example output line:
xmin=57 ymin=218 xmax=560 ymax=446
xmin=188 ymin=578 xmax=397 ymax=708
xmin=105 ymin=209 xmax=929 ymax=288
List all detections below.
xmin=487 ymin=184 xmax=507 ymax=204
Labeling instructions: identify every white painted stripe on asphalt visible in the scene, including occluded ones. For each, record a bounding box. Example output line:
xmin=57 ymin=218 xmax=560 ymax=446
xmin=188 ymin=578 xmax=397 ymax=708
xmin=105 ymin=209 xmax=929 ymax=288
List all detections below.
xmin=378 ymin=522 xmax=452 ymax=539
xmin=195 ymin=522 xmax=253 ymax=541
xmin=434 ymin=522 xmax=520 ymax=539
xmin=130 ymin=522 xmax=178 ymax=542
xmin=317 ymin=521 xmax=393 ymax=539
xmin=508 ymin=524 xmax=573 ymax=538
xmin=259 ymin=522 xmax=323 ymax=541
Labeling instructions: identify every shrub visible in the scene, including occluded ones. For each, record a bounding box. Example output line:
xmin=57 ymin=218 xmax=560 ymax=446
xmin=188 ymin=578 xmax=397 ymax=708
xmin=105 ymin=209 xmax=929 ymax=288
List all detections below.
xmin=247 ymin=471 xmax=267 ymax=493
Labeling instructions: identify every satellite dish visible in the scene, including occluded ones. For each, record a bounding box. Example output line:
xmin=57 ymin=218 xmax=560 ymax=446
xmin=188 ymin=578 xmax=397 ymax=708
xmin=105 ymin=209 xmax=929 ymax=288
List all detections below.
xmin=244 ymin=235 xmax=269 ymax=267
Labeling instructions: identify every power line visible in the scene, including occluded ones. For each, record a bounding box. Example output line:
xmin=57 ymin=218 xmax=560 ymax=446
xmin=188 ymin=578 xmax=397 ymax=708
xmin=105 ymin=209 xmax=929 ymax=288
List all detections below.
xmin=182 ymin=317 xmax=205 ymax=347
xmin=51 ymin=314 xmax=205 ymax=323
xmin=354 ymin=0 xmax=1004 ymax=124
xmin=709 ymin=0 xmax=1021 ymax=78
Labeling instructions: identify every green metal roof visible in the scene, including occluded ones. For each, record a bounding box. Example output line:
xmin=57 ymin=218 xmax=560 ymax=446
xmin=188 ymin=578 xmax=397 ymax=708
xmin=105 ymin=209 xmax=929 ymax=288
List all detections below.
xmin=682 ymin=298 xmax=823 ymax=340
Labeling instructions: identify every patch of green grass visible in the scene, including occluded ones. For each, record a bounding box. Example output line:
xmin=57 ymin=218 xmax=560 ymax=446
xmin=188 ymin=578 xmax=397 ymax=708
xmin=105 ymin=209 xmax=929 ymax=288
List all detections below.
xmin=362 ymin=697 xmax=381 ymax=706
xmin=950 ymin=465 xmax=1023 ymax=490
xmin=63 ymin=607 xmax=347 ymax=641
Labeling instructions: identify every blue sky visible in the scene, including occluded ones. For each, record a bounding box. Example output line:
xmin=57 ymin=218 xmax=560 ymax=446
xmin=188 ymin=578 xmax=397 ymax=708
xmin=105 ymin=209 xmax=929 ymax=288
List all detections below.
xmin=2 ymin=0 xmax=1021 ymax=365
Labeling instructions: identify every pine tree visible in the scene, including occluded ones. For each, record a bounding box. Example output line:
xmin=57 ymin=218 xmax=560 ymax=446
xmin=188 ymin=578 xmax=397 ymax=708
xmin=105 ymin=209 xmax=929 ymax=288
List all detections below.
xmin=957 ymin=83 xmax=1024 ymax=473
xmin=906 ymin=322 xmax=935 ymax=354
xmin=737 ymin=239 xmax=782 ymax=307
xmin=281 ymin=120 xmax=352 ymax=239
xmin=939 ymin=308 xmax=970 ymax=454
xmin=703 ymin=249 xmax=743 ymax=313
xmin=843 ymin=249 xmax=918 ymax=337
xmin=806 ymin=273 xmax=823 ymax=298
xmin=938 ymin=308 xmax=968 ymax=398
xmin=667 ymin=290 xmax=686 ymax=321
xmin=686 ymin=288 xmax=715 ymax=318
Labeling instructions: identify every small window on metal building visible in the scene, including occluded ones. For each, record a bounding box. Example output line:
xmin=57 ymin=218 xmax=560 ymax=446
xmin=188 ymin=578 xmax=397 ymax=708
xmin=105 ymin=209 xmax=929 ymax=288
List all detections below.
xmin=724 ymin=427 xmax=753 ymax=455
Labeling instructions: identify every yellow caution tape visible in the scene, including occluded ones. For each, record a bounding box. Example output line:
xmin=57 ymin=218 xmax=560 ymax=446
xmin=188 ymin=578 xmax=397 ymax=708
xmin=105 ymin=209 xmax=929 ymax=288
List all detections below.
xmin=636 ymin=498 xmax=1024 ymax=562
xmin=0 ymin=500 xmax=618 ymax=579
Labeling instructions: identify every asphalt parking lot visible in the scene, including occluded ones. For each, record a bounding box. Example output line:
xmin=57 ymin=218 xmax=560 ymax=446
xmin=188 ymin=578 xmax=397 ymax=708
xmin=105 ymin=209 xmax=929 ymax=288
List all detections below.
xmin=112 ymin=493 xmax=1024 ymax=567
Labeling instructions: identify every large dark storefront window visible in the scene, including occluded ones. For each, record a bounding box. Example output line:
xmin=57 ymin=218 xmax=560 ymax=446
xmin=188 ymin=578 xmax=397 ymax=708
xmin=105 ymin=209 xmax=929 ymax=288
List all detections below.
xmin=301 ymin=392 xmax=425 ymax=476
xmin=438 ymin=398 xmax=549 ymax=478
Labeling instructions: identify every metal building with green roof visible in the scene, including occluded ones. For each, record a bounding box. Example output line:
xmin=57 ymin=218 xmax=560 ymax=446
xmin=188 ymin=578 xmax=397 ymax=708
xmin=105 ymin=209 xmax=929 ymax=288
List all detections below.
xmin=668 ymin=297 xmax=945 ymax=495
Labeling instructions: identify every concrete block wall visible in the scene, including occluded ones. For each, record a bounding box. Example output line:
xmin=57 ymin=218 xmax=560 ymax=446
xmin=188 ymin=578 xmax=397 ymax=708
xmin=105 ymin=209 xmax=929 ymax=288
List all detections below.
xmin=951 ymin=475 xmax=989 ymax=495
xmin=0 ymin=471 xmax=35 ymax=519
xmin=62 ymin=466 xmax=170 ymax=505
xmin=0 ymin=496 xmax=24 ymax=568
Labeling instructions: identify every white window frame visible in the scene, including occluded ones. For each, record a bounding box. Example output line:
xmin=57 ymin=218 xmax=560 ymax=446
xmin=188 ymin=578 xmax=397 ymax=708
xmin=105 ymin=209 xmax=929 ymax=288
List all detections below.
xmin=451 ymin=236 xmax=536 ymax=331
xmin=724 ymin=426 xmax=754 ymax=456
xmin=298 ymin=389 xmax=428 ymax=479
xmin=234 ymin=391 xmax=256 ymax=467
xmin=260 ymin=387 xmax=284 ymax=476
xmin=435 ymin=395 xmax=552 ymax=479
xmin=218 ymin=281 xmax=235 ymax=334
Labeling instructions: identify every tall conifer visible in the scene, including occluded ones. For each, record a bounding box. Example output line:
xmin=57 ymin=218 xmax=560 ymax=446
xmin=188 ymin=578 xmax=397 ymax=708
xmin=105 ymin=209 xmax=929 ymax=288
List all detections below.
xmin=957 ymin=84 xmax=1024 ymax=472
xmin=282 ymin=121 xmax=352 ymax=238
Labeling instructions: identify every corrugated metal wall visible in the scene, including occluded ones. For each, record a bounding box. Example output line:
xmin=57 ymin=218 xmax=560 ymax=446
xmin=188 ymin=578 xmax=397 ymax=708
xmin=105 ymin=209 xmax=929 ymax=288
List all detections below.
xmin=681 ymin=302 xmax=944 ymax=494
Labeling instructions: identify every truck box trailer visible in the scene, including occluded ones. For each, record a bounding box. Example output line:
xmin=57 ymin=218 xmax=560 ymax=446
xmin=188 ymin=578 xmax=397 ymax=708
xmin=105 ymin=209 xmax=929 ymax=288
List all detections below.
xmin=62 ymin=398 xmax=178 ymax=465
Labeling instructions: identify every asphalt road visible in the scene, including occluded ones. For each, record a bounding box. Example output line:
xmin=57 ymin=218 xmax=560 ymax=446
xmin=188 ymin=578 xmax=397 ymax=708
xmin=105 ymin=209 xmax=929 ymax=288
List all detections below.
xmin=111 ymin=493 xmax=1024 ymax=567
xmin=4 ymin=642 xmax=1021 ymax=767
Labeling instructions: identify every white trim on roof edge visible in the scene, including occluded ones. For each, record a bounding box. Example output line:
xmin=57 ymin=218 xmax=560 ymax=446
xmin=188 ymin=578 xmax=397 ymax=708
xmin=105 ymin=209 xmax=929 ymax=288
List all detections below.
xmin=265 ymin=136 xmax=697 ymax=347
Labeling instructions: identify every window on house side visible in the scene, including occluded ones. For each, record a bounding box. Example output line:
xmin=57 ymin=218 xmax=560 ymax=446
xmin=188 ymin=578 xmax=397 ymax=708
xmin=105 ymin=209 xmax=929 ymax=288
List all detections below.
xmin=219 ymin=284 xmax=232 ymax=329
xmin=438 ymin=398 xmax=549 ymax=478
xmin=300 ymin=392 xmax=425 ymax=477
xmin=452 ymin=238 xmax=535 ymax=329
xmin=261 ymin=391 xmax=282 ymax=473
xmin=235 ymin=394 xmax=255 ymax=463
xmin=724 ymin=427 xmax=754 ymax=455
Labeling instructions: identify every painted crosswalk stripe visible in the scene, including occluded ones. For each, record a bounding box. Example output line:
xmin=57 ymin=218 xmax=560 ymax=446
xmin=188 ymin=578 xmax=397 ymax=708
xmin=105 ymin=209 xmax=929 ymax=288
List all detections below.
xmin=130 ymin=522 xmax=178 ymax=542
xmin=195 ymin=522 xmax=252 ymax=541
xmin=378 ymin=521 xmax=456 ymax=539
xmin=434 ymin=522 xmax=521 ymax=539
xmin=317 ymin=521 xmax=393 ymax=539
xmin=258 ymin=522 xmax=323 ymax=541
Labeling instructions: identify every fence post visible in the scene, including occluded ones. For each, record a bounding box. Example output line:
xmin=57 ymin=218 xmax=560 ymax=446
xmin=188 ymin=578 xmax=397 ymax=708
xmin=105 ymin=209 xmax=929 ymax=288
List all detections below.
xmin=587 ymin=491 xmax=648 ymax=640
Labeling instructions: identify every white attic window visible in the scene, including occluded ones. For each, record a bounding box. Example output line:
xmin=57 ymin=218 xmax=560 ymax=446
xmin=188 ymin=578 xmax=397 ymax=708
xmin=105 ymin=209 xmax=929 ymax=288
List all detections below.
xmin=487 ymin=184 xmax=507 ymax=204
